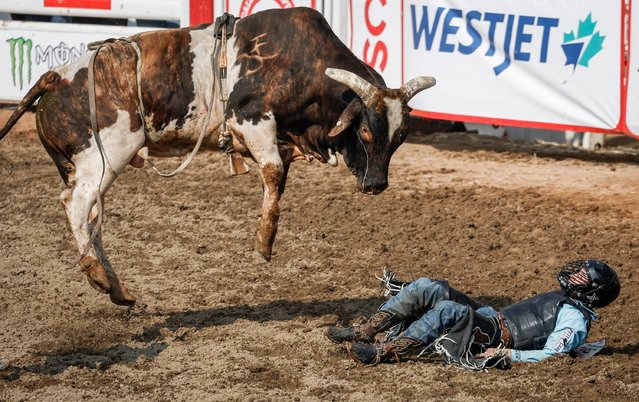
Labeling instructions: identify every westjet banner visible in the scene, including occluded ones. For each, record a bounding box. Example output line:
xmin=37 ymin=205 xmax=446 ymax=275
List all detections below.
xmin=349 ymin=0 xmax=627 ymax=134
xmin=626 ymin=1 xmax=639 ymax=137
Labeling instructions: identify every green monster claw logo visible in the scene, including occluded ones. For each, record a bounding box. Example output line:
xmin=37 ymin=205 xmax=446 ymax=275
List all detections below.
xmin=561 ymin=13 xmax=605 ymax=70
xmin=7 ymin=37 xmax=33 ymax=90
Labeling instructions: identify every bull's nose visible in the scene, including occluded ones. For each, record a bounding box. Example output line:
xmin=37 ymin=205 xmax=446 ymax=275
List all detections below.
xmin=362 ymin=182 xmax=388 ymax=195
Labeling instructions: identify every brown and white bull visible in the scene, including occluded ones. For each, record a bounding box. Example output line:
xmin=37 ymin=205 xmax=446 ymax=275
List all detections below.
xmin=0 ymin=8 xmax=435 ymax=306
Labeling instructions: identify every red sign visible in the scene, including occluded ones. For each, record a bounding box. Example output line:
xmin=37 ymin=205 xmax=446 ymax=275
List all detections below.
xmin=362 ymin=0 xmax=388 ymax=72
xmin=44 ymin=0 xmax=112 ymax=10
xmin=190 ymin=0 xmax=214 ymax=25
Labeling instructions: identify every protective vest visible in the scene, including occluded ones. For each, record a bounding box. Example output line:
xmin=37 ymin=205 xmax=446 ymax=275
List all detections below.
xmin=500 ymin=290 xmax=592 ymax=350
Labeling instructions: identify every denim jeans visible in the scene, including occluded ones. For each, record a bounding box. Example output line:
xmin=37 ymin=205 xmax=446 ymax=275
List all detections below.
xmin=380 ymin=278 xmax=497 ymax=345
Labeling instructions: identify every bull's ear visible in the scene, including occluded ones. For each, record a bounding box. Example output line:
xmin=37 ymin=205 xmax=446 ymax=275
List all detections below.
xmin=341 ymin=89 xmax=356 ymax=103
xmin=328 ymin=99 xmax=362 ymax=137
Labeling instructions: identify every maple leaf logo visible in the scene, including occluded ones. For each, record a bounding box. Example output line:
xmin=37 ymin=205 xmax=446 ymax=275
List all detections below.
xmin=561 ymin=13 xmax=605 ymax=70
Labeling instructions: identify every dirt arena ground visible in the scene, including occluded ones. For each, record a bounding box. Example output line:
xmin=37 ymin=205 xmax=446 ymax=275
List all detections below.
xmin=1 ymin=110 xmax=638 ymax=401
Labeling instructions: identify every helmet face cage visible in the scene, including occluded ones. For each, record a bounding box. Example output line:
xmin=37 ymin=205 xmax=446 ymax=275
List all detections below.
xmin=557 ymin=260 xmax=588 ymax=294
xmin=557 ymin=259 xmax=621 ymax=308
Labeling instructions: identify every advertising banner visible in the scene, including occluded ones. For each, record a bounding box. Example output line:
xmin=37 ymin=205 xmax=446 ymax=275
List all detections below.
xmin=349 ymin=0 xmax=625 ymax=133
xmin=0 ymin=23 xmax=147 ymax=103
xmin=626 ymin=2 xmax=639 ymax=136
xmin=0 ymin=0 xmax=189 ymax=103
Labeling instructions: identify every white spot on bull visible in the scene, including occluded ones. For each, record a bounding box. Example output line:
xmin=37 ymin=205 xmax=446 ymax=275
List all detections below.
xmin=189 ymin=27 xmax=217 ymax=114
xmin=187 ymin=27 xmax=239 ymax=136
xmin=227 ymin=35 xmax=243 ymax=104
xmin=384 ymin=97 xmax=403 ymax=143
xmin=73 ymin=109 xmax=145 ymax=180
xmin=229 ymin=112 xmax=280 ymax=169
xmin=55 ymin=50 xmax=92 ymax=81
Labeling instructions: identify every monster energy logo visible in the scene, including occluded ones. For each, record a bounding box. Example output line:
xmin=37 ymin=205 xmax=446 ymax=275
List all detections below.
xmin=7 ymin=37 xmax=32 ymax=90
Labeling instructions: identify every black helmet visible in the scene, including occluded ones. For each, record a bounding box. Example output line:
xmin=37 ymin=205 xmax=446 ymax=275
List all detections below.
xmin=557 ymin=259 xmax=621 ymax=308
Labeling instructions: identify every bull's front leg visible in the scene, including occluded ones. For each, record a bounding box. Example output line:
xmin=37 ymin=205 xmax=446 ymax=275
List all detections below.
xmin=255 ymin=162 xmax=285 ymax=261
xmin=257 ymin=162 xmax=291 ymax=260
xmin=233 ymin=115 xmax=286 ymax=261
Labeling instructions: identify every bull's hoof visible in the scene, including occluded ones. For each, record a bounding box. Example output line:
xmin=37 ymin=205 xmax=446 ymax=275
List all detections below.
xmin=255 ymin=241 xmax=272 ymax=262
xmin=108 ymin=281 xmax=137 ymax=306
xmin=255 ymin=244 xmax=271 ymax=262
xmin=80 ymin=257 xmax=136 ymax=305
xmin=257 ymin=249 xmax=272 ymax=262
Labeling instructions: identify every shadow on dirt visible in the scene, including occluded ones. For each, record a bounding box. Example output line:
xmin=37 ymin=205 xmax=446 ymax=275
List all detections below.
xmin=0 ymin=295 xmax=529 ymax=381
xmin=137 ymin=296 xmax=388 ymax=343
xmin=2 ymin=297 xmax=387 ymax=381
xmin=1 ymin=343 xmax=168 ymax=381
xmin=599 ymin=343 xmax=639 ymax=356
xmin=136 ymin=295 xmax=515 ymax=343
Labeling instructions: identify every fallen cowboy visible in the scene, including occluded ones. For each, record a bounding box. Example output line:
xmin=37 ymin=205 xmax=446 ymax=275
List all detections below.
xmin=0 ymin=8 xmax=435 ymax=306
xmin=326 ymin=260 xmax=620 ymax=369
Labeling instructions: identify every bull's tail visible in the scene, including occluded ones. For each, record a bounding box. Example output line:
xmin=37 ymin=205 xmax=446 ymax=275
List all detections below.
xmin=0 ymin=71 xmax=59 ymax=141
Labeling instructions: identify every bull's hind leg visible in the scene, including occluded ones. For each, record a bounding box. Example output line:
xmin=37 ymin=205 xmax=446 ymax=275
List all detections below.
xmin=233 ymin=115 xmax=286 ymax=261
xmin=62 ymin=180 xmax=136 ymax=305
xmin=61 ymin=119 xmax=144 ymax=305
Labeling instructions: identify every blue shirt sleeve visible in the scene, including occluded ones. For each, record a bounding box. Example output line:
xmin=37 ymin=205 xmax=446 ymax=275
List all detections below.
xmin=510 ymin=303 xmax=593 ymax=363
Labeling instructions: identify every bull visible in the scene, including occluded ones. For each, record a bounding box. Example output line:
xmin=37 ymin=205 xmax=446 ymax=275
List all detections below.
xmin=0 ymin=8 xmax=435 ymax=306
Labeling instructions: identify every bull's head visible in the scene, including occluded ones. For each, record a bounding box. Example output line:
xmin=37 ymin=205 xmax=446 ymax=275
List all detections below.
xmin=325 ymin=68 xmax=435 ymax=194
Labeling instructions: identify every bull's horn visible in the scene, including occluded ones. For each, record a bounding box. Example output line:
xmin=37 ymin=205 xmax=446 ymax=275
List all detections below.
xmin=400 ymin=76 xmax=436 ymax=101
xmin=325 ymin=68 xmax=376 ymax=105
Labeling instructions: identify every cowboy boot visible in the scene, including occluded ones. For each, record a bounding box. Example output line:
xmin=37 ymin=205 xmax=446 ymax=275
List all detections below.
xmin=326 ymin=310 xmax=399 ymax=344
xmin=347 ymin=336 xmax=424 ymax=366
